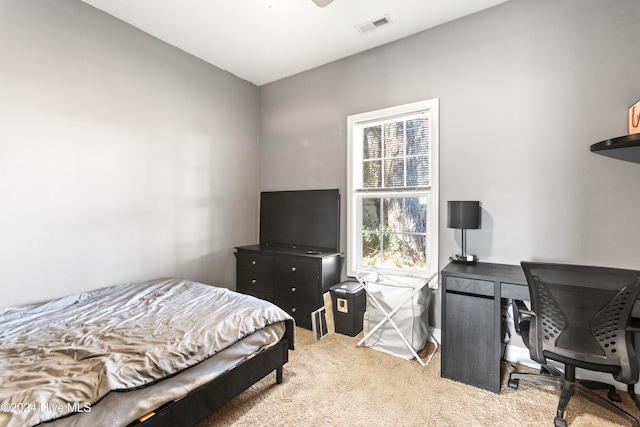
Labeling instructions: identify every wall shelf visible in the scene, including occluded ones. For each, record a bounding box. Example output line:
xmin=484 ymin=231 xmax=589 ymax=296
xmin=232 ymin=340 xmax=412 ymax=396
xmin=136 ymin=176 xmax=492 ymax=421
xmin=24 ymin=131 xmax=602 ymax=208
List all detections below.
xmin=591 ymin=133 xmax=640 ymax=163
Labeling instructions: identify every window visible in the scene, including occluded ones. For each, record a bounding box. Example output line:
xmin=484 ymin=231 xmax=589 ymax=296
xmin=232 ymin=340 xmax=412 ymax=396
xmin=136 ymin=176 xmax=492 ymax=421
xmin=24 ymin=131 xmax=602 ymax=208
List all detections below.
xmin=347 ymin=99 xmax=439 ymax=278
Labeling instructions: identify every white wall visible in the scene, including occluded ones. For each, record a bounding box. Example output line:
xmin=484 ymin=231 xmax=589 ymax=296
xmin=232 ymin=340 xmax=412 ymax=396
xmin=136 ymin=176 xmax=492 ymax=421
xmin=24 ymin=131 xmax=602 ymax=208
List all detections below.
xmin=258 ymin=0 xmax=640 ymax=325
xmin=0 ymin=0 xmax=259 ymax=306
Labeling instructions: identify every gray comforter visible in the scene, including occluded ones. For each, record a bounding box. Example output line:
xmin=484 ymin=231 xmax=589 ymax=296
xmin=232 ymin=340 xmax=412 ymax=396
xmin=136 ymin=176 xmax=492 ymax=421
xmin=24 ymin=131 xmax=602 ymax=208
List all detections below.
xmin=0 ymin=278 xmax=292 ymax=427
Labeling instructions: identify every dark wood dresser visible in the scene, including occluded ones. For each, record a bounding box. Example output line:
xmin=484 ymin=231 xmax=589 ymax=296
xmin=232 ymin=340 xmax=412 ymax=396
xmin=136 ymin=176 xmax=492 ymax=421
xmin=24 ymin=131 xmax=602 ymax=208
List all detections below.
xmin=235 ymin=244 xmax=342 ymax=329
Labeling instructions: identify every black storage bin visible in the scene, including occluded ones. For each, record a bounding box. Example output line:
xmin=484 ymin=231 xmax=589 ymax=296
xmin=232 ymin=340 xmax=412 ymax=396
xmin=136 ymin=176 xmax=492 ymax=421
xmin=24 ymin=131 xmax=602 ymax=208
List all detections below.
xmin=330 ymin=281 xmax=366 ymax=337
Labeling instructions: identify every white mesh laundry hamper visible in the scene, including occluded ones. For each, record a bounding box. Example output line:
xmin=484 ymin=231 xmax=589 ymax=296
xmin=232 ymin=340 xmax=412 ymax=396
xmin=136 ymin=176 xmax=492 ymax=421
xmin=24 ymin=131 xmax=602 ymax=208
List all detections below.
xmin=356 ymin=271 xmax=437 ymax=365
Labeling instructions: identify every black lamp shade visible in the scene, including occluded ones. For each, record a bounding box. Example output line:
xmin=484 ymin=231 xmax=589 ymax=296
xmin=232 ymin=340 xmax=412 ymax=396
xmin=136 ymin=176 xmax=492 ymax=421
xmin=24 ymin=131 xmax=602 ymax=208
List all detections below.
xmin=447 ymin=201 xmax=480 ymax=229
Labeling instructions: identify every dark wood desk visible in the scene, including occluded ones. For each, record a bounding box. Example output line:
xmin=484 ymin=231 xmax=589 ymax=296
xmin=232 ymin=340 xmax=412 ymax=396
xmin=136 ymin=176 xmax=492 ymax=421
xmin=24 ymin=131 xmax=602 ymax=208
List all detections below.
xmin=440 ymin=262 xmax=528 ymax=393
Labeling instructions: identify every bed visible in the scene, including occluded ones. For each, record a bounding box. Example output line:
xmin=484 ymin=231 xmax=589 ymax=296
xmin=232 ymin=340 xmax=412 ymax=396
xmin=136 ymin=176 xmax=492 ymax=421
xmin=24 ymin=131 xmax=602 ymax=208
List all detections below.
xmin=0 ymin=278 xmax=295 ymax=427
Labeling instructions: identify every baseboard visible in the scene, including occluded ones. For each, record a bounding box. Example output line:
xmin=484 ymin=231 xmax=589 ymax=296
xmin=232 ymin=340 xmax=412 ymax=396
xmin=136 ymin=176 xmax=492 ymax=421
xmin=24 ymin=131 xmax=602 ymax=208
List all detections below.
xmin=503 ymin=344 xmax=539 ymax=369
xmin=428 ymin=327 xmax=441 ymax=345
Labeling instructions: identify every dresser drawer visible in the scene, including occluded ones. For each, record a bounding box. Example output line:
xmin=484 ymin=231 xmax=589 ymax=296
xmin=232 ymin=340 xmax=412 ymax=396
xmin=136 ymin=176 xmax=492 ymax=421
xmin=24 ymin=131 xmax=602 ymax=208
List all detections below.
xmin=238 ymin=287 xmax=274 ymax=304
xmin=446 ymin=276 xmax=494 ymax=297
xmin=274 ymin=278 xmax=318 ymax=304
xmin=275 ymin=257 xmax=319 ymax=280
xmin=237 ymin=270 xmax=273 ymax=294
xmin=236 ymin=252 xmax=273 ymax=274
xmin=273 ymin=296 xmax=319 ymax=329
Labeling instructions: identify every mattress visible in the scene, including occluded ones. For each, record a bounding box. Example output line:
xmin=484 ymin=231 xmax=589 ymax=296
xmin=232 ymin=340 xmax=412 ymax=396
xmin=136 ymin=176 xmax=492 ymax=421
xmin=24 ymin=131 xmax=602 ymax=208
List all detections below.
xmin=0 ymin=278 xmax=293 ymax=427
xmin=49 ymin=322 xmax=286 ymax=427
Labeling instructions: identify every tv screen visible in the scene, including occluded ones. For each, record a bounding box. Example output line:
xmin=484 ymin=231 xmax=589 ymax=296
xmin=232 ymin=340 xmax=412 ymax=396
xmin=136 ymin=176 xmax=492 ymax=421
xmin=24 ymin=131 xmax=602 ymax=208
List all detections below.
xmin=260 ymin=189 xmax=340 ymax=252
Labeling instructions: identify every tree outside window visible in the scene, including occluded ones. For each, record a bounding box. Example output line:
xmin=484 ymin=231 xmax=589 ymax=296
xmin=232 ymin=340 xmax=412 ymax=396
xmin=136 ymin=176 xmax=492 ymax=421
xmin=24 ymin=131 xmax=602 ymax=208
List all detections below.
xmin=360 ymin=118 xmax=429 ymax=271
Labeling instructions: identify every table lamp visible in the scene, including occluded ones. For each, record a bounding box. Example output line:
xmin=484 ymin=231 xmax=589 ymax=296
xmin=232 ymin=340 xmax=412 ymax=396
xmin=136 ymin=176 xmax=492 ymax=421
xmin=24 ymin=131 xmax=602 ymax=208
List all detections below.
xmin=447 ymin=201 xmax=480 ymax=264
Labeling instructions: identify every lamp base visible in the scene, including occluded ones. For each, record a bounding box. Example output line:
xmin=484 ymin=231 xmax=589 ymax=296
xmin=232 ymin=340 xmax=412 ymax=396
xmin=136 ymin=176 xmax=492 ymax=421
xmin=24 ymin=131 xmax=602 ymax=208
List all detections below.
xmin=449 ymin=254 xmax=478 ymax=265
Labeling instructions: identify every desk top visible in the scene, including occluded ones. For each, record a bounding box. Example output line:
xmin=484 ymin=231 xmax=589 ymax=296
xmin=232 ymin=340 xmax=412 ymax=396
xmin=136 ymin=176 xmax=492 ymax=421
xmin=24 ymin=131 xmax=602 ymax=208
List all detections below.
xmin=442 ymin=262 xmax=527 ymax=285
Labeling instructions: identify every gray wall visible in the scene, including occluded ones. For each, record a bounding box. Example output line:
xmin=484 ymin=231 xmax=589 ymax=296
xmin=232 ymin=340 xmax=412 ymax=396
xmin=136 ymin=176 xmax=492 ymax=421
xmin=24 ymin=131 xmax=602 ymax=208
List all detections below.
xmin=3 ymin=0 xmax=639 ymax=317
xmin=0 ymin=0 xmax=259 ymax=307
xmin=258 ymin=0 xmax=640 ymax=326
xmin=259 ymin=0 xmax=640 ymax=272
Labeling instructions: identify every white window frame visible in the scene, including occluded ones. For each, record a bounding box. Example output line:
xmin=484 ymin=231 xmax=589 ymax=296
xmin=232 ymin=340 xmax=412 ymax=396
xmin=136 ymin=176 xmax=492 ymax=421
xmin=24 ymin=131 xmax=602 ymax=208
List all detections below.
xmin=346 ymin=99 xmax=439 ymax=279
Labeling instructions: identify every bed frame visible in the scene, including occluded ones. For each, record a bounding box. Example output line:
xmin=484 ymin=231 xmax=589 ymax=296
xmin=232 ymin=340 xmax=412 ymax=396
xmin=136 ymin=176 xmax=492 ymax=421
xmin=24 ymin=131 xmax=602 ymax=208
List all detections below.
xmin=130 ymin=319 xmax=295 ymax=427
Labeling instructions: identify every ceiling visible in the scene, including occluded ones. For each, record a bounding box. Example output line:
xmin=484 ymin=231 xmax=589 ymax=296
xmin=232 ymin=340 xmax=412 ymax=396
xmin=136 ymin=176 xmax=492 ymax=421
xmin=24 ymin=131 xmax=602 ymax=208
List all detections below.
xmin=82 ymin=0 xmax=509 ymax=86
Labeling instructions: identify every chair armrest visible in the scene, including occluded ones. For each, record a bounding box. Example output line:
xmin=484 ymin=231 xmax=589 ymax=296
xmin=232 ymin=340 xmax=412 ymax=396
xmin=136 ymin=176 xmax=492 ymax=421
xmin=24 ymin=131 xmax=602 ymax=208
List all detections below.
xmin=512 ymin=299 xmax=534 ymax=335
xmin=628 ymin=317 xmax=640 ymax=334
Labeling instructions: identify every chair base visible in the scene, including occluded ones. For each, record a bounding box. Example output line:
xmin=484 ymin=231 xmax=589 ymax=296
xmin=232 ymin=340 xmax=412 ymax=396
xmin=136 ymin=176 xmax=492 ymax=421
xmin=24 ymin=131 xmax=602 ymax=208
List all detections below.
xmin=508 ymin=366 xmax=639 ymax=427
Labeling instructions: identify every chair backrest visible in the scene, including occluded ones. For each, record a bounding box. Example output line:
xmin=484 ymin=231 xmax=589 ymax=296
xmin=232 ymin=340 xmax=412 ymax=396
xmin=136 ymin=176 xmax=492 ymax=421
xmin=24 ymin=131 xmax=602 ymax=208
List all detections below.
xmin=521 ymin=261 xmax=640 ymax=384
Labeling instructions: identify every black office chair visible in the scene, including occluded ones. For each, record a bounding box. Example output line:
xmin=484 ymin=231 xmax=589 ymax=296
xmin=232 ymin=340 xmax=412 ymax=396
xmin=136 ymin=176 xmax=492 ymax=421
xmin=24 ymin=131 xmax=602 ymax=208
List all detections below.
xmin=508 ymin=262 xmax=640 ymax=427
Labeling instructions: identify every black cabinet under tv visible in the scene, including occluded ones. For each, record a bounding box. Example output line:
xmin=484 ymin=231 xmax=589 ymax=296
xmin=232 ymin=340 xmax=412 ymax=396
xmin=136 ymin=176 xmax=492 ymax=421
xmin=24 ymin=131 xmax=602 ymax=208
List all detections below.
xmin=235 ymin=244 xmax=342 ymax=330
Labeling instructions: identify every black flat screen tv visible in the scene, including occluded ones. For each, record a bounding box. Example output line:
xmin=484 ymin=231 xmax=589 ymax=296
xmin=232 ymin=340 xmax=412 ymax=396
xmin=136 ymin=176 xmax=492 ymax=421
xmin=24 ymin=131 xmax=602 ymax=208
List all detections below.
xmin=259 ymin=189 xmax=340 ymax=253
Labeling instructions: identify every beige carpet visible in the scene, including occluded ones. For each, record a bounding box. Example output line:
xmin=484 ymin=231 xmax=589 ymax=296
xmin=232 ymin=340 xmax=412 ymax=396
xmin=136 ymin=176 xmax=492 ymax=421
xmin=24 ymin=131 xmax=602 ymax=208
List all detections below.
xmin=196 ymin=328 xmax=639 ymax=427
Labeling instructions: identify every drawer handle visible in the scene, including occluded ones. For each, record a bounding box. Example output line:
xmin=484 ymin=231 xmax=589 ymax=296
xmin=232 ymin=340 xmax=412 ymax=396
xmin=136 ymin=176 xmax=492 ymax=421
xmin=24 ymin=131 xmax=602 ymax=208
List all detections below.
xmin=252 ymin=261 xmax=257 ymax=265
xmin=291 ymin=267 xmax=297 ymax=272
xmin=252 ymin=279 xmax=257 ymax=284
xmin=291 ymin=287 xmax=296 ymax=293
xmin=291 ymin=307 xmax=297 ymax=313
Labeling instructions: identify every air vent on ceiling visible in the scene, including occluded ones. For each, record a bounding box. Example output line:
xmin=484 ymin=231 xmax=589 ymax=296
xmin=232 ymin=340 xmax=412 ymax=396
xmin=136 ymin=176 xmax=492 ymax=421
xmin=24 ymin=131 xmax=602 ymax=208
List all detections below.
xmin=310 ymin=0 xmax=333 ymax=7
xmin=355 ymin=14 xmax=392 ymax=35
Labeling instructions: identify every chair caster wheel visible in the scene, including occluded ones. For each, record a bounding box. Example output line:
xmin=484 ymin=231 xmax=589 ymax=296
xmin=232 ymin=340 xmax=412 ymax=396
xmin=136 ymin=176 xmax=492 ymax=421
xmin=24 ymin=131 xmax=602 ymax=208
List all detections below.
xmin=554 ymin=416 xmax=567 ymax=427
xmin=607 ymin=390 xmax=622 ymax=402
xmin=508 ymin=378 xmax=519 ymax=389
